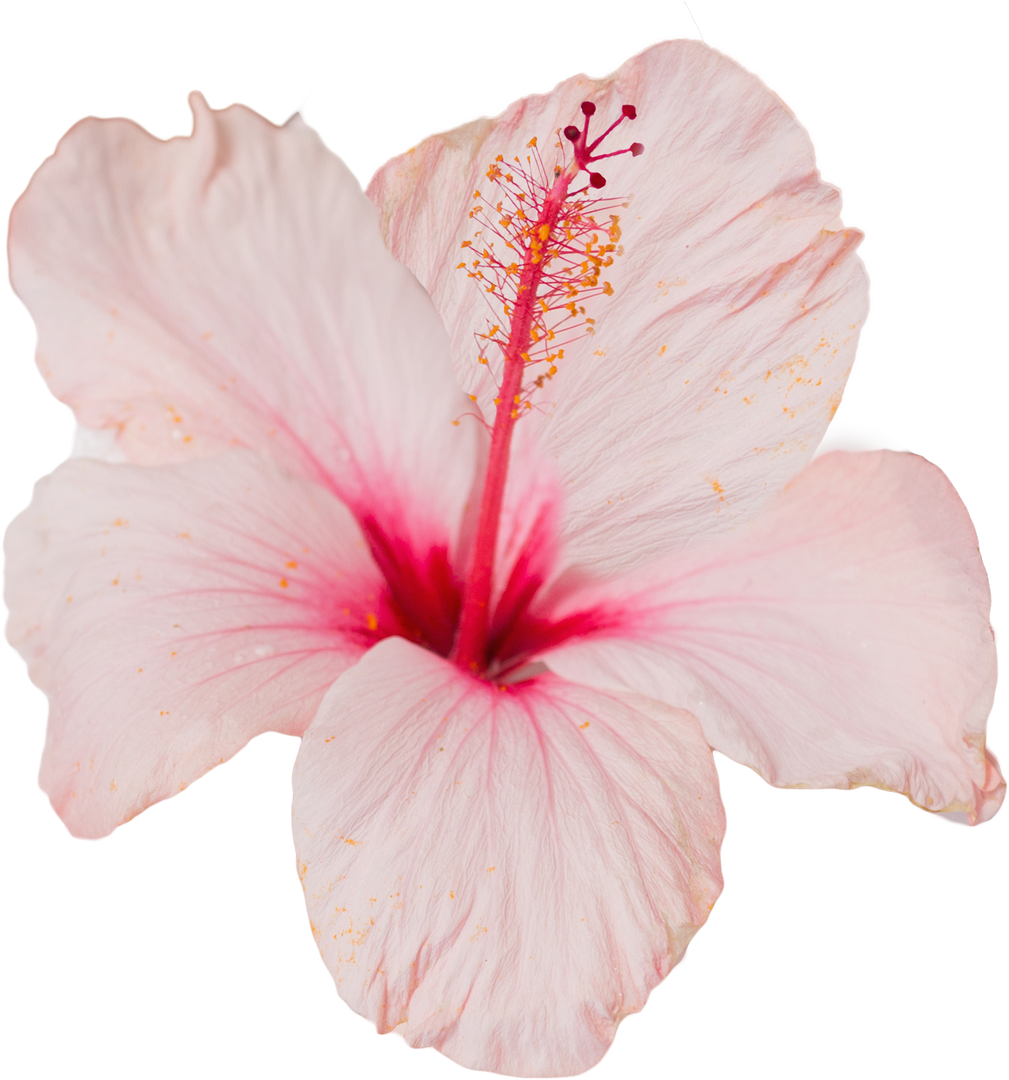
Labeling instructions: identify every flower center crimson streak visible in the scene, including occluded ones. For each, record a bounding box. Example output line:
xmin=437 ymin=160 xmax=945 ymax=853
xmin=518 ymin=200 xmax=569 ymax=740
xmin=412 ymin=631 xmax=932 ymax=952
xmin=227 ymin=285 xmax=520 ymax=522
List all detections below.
xmin=352 ymin=103 xmax=643 ymax=679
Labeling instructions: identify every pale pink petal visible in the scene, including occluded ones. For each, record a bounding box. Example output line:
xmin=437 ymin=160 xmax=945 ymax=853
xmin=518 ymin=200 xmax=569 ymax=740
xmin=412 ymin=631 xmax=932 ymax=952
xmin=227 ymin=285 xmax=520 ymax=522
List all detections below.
xmin=369 ymin=40 xmax=867 ymax=576
xmin=293 ymin=638 xmax=724 ymax=1076
xmin=545 ymin=451 xmax=1001 ymax=823
xmin=5 ymin=451 xmax=385 ymax=838
xmin=9 ymin=94 xmax=477 ymax=555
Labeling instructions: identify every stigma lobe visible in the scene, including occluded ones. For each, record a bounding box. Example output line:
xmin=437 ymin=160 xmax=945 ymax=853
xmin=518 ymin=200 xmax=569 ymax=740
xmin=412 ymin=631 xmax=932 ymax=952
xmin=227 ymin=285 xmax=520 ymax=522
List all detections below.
xmin=563 ymin=100 xmax=644 ymax=188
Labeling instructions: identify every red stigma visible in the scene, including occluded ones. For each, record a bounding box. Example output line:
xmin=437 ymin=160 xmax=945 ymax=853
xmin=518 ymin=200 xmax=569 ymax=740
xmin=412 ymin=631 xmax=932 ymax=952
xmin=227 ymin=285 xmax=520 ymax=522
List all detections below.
xmin=565 ymin=102 xmax=643 ymax=191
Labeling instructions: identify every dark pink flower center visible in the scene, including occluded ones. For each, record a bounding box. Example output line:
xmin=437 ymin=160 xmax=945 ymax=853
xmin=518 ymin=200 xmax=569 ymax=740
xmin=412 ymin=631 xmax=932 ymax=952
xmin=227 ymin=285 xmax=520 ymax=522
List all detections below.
xmin=355 ymin=515 xmax=618 ymax=678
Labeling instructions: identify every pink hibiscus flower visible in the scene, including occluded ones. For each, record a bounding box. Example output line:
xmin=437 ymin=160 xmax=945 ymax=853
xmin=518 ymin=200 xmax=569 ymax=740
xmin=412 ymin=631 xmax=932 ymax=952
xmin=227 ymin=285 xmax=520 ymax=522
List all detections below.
xmin=5 ymin=40 xmax=1001 ymax=1077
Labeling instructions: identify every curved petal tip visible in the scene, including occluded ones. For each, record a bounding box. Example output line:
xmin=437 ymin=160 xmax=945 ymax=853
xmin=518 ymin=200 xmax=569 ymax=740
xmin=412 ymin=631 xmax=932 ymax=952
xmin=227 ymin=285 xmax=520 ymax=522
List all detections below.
xmin=969 ymin=748 xmax=1005 ymax=825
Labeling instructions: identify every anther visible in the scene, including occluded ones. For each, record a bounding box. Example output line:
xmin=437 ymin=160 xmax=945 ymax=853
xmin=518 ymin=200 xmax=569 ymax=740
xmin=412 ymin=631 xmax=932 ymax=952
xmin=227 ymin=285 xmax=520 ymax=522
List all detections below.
xmin=630 ymin=142 xmax=644 ymax=157
xmin=563 ymin=125 xmax=581 ymax=142
xmin=622 ymin=104 xmax=637 ymax=119
xmin=589 ymin=173 xmax=607 ymax=189
xmin=581 ymin=101 xmax=596 ymax=116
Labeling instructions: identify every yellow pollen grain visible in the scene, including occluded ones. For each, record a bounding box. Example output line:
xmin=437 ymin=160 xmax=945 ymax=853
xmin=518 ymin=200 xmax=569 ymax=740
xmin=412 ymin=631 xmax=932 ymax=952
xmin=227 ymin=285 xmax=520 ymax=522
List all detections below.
xmin=366 ymin=612 xmax=378 ymax=631
xmin=279 ymin=578 xmax=288 ymax=588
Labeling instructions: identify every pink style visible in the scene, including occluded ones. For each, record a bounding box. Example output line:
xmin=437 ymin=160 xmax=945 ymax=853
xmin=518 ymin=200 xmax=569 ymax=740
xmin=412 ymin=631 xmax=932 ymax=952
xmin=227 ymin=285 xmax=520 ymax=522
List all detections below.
xmin=5 ymin=40 xmax=1002 ymax=1078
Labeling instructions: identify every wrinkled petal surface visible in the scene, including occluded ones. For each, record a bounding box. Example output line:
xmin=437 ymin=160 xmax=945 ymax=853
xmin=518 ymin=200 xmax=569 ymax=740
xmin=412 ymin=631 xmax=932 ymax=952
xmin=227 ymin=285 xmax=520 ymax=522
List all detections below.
xmin=6 ymin=451 xmax=384 ymax=837
xmin=9 ymin=93 xmax=477 ymax=553
xmin=369 ymin=40 xmax=868 ymax=576
xmin=546 ymin=451 xmax=1002 ymax=822
xmin=293 ymin=638 xmax=724 ymax=1076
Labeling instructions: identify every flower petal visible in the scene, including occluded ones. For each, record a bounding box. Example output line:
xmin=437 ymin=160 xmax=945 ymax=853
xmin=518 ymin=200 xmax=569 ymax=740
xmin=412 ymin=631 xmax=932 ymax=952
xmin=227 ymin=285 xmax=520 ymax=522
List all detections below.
xmin=293 ymin=638 xmax=724 ymax=1076
xmin=545 ymin=451 xmax=1002 ymax=823
xmin=369 ymin=40 xmax=868 ymax=575
xmin=5 ymin=451 xmax=383 ymax=838
xmin=9 ymin=94 xmax=477 ymax=552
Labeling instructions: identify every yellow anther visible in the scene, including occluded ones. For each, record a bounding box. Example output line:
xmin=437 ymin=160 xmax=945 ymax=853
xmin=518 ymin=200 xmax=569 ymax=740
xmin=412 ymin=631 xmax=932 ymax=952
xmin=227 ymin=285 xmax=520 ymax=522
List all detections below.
xmin=514 ymin=394 xmax=521 ymax=404
xmin=526 ymin=136 xmax=538 ymax=148
xmin=602 ymin=282 xmax=614 ymax=296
